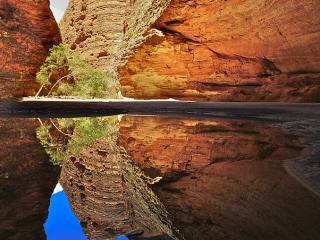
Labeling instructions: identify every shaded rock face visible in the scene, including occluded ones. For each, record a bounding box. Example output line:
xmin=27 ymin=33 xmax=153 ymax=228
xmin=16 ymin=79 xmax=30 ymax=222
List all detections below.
xmin=0 ymin=0 xmax=61 ymax=100
xmin=60 ymin=0 xmax=128 ymax=73
xmin=119 ymin=116 xmax=320 ymax=240
xmin=60 ymin=137 xmax=179 ymax=240
xmin=60 ymin=0 xmax=170 ymax=76
xmin=118 ymin=0 xmax=320 ymax=101
xmin=0 ymin=118 xmax=60 ymax=240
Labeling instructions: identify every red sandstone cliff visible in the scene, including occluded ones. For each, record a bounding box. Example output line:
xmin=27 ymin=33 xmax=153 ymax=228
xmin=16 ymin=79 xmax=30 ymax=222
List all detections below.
xmin=0 ymin=0 xmax=61 ymax=100
xmin=119 ymin=0 xmax=320 ymax=101
xmin=60 ymin=0 xmax=320 ymax=101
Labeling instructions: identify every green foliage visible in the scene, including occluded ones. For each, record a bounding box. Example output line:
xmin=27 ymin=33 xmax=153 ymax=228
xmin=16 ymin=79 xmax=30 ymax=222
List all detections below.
xmin=36 ymin=44 xmax=119 ymax=99
xmin=36 ymin=44 xmax=68 ymax=86
xmin=35 ymin=44 xmax=121 ymax=166
xmin=36 ymin=117 xmax=118 ymax=166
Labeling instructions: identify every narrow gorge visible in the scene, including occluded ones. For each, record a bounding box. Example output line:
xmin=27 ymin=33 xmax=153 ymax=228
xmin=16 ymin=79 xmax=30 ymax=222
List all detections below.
xmin=0 ymin=1 xmax=319 ymax=240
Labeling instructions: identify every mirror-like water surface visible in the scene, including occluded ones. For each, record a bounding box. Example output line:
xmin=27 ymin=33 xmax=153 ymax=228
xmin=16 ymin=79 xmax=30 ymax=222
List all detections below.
xmin=0 ymin=115 xmax=319 ymax=240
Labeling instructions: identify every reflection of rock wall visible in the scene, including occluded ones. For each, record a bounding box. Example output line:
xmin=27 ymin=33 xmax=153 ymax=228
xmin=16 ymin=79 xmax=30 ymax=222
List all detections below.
xmin=0 ymin=119 xmax=59 ymax=240
xmin=119 ymin=116 xmax=320 ymax=240
xmin=60 ymin=137 xmax=179 ymax=239
xmin=119 ymin=116 xmax=297 ymax=177
xmin=0 ymin=0 xmax=61 ymax=100
xmin=118 ymin=0 xmax=320 ymax=101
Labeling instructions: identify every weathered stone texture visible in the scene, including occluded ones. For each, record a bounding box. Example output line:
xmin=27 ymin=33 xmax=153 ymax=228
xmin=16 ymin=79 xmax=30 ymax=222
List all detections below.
xmin=60 ymin=0 xmax=320 ymax=101
xmin=119 ymin=0 xmax=320 ymax=101
xmin=60 ymin=0 xmax=170 ymax=77
xmin=0 ymin=0 xmax=61 ymax=100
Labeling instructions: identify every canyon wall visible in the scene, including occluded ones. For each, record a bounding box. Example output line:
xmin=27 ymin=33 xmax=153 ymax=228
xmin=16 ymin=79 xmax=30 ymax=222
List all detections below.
xmin=119 ymin=0 xmax=320 ymax=101
xmin=60 ymin=0 xmax=170 ymax=77
xmin=118 ymin=116 xmax=320 ymax=240
xmin=61 ymin=0 xmax=320 ymax=101
xmin=0 ymin=0 xmax=61 ymax=100
xmin=0 ymin=1 xmax=61 ymax=239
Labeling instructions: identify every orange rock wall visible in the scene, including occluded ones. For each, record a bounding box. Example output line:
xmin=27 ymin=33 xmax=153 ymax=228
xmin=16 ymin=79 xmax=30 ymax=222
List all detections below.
xmin=119 ymin=0 xmax=320 ymax=101
xmin=0 ymin=0 xmax=61 ymax=100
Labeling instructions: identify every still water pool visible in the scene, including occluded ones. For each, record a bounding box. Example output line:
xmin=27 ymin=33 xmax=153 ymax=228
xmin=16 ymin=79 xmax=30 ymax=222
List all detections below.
xmin=0 ymin=114 xmax=319 ymax=240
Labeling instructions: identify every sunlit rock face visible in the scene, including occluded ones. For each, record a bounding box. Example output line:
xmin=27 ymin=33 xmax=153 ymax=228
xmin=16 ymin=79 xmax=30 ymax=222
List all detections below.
xmin=59 ymin=0 xmax=128 ymax=73
xmin=0 ymin=0 xmax=61 ymax=100
xmin=119 ymin=0 xmax=320 ymax=101
xmin=0 ymin=119 xmax=60 ymax=240
xmin=60 ymin=0 xmax=320 ymax=101
xmin=119 ymin=116 xmax=320 ymax=240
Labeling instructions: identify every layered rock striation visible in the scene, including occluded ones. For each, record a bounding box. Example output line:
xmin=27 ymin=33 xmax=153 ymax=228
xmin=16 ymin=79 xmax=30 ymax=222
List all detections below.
xmin=60 ymin=0 xmax=170 ymax=76
xmin=0 ymin=0 xmax=61 ymax=100
xmin=61 ymin=0 xmax=320 ymax=101
xmin=119 ymin=0 xmax=320 ymax=101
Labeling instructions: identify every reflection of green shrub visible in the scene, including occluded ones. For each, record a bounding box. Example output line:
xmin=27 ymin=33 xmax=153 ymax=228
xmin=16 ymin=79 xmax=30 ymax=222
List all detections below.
xmin=37 ymin=117 xmax=118 ymax=166
xmin=35 ymin=44 xmax=119 ymax=99
xmin=36 ymin=124 xmax=67 ymax=166
xmin=68 ymin=117 xmax=118 ymax=156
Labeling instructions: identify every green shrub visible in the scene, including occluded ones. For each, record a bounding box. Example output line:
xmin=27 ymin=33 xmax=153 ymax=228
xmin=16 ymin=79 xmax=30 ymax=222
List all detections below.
xmin=35 ymin=44 xmax=119 ymax=99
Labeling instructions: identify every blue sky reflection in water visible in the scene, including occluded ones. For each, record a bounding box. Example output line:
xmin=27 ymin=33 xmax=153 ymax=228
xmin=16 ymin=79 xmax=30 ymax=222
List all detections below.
xmin=44 ymin=185 xmax=129 ymax=240
xmin=44 ymin=187 xmax=87 ymax=240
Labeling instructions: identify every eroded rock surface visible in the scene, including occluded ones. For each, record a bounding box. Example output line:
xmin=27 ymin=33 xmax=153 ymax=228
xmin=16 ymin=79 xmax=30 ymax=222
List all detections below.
xmin=0 ymin=119 xmax=59 ymax=240
xmin=119 ymin=116 xmax=320 ymax=240
xmin=0 ymin=1 xmax=61 ymax=238
xmin=0 ymin=0 xmax=61 ymax=100
xmin=119 ymin=0 xmax=320 ymax=101
xmin=60 ymin=0 xmax=320 ymax=101
xmin=60 ymin=0 xmax=170 ymax=76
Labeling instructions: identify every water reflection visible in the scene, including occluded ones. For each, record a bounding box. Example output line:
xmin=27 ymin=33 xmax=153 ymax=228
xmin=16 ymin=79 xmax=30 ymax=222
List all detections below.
xmin=45 ymin=185 xmax=86 ymax=240
xmin=119 ymin=116 xmax=320 ymax=240
xmin=0 ymin=118 xmax=59 ymax=240
xmin=1 ymin=115 xmax=320 ymax=240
